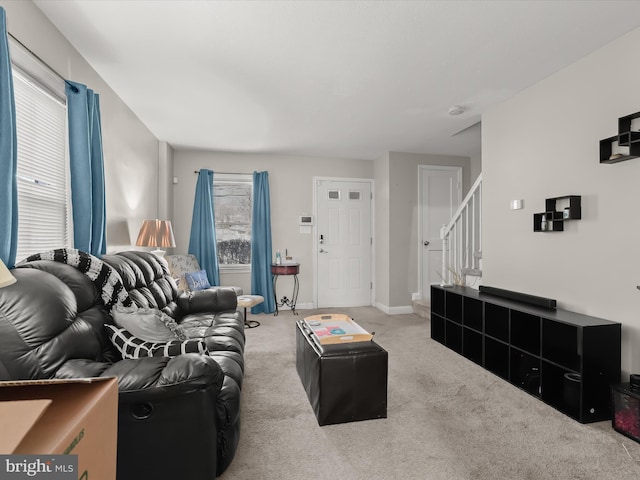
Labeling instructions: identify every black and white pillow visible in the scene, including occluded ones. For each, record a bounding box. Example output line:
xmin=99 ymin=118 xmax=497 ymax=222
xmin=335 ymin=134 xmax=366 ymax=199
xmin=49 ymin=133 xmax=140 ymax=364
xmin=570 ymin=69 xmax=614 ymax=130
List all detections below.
xmin=112 ymin=304 xmax=187 ymax=342
xmin=105 ymin=324 xmax=208 ymax=359
xmin=20 ymin=248 xmax=132 ymax=310
xmin=150 ymin=339 xmax=208 ymax=357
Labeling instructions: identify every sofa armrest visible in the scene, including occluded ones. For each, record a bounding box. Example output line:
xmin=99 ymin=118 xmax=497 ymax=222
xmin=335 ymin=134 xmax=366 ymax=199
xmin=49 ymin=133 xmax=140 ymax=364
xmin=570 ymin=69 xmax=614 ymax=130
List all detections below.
xmin=56 ymin=354 xmax=224 ymax=402
xmin=177 ymin=287 xmax=238 ymax=315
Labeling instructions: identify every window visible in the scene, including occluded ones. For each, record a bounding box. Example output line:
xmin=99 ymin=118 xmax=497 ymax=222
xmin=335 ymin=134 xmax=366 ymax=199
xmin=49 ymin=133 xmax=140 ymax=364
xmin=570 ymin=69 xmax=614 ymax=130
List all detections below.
xmin=213 ymin=173 xmax=252 ymax=270
xmin=10 ymin=39 xmax=70 ymax=263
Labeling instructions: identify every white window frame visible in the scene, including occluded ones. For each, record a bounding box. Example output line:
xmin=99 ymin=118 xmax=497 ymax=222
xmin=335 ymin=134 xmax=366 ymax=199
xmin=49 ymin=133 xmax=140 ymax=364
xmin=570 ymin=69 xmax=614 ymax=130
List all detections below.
xmin=213 ymin=173 xmax=252 ymax=273
xmin=10 ymin=38 xmax=72 ymax=263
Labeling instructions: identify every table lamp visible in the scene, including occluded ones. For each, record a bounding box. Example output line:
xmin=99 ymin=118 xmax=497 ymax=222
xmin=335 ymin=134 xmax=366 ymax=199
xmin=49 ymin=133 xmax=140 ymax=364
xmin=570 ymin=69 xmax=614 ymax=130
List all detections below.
xmin=135 ymin=219 xmax=176 ymax=257
xmin=0 ymin=259 xmax=17 ymax=288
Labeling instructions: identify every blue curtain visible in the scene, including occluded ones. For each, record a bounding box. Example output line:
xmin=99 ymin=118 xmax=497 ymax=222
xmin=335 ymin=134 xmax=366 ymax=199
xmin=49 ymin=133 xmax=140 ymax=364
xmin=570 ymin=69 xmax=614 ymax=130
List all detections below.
xmin=251 ymin=171 xmax=275 ymax=314
xmin=65 ymin=80 xmax=106 ymax=256
xmin=188 ymin=169 xmax=220 ymax=286
xmin=0 ymin=7 xmax=18 ymax=267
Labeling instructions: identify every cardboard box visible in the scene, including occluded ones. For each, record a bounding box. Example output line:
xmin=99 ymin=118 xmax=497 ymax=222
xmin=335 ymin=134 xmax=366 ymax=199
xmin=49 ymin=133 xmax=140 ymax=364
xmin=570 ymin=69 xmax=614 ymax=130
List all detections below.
xmin=0 ymin=377 xmax=118 ymax=480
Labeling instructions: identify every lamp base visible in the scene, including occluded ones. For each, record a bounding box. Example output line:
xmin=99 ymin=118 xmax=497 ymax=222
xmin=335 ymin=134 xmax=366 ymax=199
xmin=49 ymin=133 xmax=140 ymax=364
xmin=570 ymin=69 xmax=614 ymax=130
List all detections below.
xmin=151 ymin=249 xmax=166 ymax=257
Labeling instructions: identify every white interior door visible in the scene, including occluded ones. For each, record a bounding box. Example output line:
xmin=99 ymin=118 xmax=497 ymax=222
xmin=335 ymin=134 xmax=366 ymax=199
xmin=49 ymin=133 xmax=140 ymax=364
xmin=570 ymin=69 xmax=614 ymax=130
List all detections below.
xmin=420 ymin=166 xmax=461 ymax=303
xmin=316 ymin=179 xmax=372 ymax=307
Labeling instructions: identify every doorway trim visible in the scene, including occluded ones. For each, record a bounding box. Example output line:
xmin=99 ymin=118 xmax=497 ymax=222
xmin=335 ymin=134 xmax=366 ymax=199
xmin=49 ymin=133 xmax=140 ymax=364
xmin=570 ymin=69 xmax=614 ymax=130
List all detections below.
xmin=312 ymin=176 xmax=375 ymax=309
xmin=417 ymin=165 xmax=462 ymax=303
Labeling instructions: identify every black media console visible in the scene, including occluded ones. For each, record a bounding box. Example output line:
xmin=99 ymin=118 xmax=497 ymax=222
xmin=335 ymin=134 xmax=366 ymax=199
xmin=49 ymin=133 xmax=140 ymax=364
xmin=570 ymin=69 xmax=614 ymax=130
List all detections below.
xmin=430 ymin=285 xmax=621 ymax=423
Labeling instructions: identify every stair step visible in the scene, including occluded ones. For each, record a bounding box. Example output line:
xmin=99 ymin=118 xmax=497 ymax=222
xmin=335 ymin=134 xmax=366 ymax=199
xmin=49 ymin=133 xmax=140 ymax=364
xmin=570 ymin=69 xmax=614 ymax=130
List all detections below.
xmin=412 ymin=300 xmax=430 ymax=319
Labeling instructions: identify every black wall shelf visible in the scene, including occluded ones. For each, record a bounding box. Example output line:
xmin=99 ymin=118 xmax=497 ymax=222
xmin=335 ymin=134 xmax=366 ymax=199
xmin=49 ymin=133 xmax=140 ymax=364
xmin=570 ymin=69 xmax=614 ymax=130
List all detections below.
xmin=430 ymin=285 xmax=621 ymax=423
xmin=600 ymin=111 xmax=640 ymax=164
xmin=533 ymin=195 xmax=581 ymax=232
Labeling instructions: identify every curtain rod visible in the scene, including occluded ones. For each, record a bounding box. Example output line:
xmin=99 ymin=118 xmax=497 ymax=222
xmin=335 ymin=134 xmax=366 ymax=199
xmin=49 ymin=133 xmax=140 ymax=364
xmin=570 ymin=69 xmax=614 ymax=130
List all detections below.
xmin=194 ymin=170 xmax=252 ymax=175
xmin=8 ymin=32 xmax=67 ymax=84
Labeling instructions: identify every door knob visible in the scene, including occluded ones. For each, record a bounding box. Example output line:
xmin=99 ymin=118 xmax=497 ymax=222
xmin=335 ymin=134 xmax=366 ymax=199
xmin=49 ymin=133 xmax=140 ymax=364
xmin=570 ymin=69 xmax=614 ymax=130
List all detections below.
xmin=319 ymin=248 xmax=328 ymax=253
xmin=424 ymin=241 xmax=430 ymax=246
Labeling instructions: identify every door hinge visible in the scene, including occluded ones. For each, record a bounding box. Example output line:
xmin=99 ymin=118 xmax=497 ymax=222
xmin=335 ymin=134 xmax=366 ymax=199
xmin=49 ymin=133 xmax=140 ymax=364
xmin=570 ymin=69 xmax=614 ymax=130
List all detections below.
xmin=370 ymin=282 xmax=373 ymax=290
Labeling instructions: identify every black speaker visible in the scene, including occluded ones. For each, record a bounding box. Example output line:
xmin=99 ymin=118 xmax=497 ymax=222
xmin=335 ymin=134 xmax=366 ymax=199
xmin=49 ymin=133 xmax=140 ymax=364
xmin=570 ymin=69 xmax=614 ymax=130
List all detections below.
xmin=479 ymin=285 xmax=557 ymax=310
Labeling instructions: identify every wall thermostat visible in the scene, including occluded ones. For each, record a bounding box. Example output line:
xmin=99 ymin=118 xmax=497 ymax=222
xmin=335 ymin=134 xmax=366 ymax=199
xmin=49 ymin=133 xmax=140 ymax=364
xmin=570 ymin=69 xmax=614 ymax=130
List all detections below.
xmin=299 ymin=215 xmax=313 ymax=226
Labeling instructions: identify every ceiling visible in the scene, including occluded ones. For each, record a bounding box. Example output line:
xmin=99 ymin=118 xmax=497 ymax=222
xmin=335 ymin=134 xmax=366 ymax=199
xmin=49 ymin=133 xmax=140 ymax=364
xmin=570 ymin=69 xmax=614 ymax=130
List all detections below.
xmin=34 ymin=0 xmax=640 ymax=161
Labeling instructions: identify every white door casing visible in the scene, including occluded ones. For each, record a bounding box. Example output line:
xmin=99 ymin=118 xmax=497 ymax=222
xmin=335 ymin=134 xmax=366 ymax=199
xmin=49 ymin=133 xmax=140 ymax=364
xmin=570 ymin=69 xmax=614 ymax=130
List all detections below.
xmin=419 ymin=166 xmax=462 ymax=303
xmin=314 ymin=178 xmax=373 ymax=308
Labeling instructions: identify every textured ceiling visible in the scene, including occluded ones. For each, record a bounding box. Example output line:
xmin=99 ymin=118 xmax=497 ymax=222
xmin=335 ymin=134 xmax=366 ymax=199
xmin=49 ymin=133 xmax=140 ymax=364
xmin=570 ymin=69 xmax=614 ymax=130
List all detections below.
xmin=34 ymin=0 xmax=640 ymax=160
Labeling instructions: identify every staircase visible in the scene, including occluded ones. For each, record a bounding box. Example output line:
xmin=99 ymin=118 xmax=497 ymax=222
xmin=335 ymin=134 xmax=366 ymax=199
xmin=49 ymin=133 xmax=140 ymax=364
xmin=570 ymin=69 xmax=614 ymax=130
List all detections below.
xmin=413 ymin=174 xmax=482 ymax=318
xmin=440 ymin=174 xmax=482 ymax=286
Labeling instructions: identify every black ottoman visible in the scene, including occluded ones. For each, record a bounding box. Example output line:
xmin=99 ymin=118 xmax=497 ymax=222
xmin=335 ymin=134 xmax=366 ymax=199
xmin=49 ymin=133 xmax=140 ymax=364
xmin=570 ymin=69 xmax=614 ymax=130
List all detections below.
xmin=296 ymin=320 xmax=388 ymax=426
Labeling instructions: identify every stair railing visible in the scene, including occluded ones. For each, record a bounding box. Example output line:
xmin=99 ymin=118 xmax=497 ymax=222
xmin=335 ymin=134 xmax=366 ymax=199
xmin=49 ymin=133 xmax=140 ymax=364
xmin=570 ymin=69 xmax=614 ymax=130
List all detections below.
xmin=440 ymin=173 xmax=482 ymax=286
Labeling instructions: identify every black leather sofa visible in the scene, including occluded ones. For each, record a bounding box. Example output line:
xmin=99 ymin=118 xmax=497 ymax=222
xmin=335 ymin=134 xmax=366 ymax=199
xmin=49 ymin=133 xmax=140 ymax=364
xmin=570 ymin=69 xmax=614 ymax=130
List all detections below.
xmin=0 ymin=250 xmax=244 ymax=479
xmin=101 ymin=251 xmax=245 ymax=475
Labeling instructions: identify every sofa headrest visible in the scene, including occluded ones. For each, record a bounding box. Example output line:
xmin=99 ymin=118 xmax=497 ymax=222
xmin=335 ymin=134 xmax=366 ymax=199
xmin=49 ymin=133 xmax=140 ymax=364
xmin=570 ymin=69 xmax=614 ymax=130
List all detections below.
xmin=102 ymin=251 xmax=168 ymax=289
xmin=102 ymin=251 xmax=178 ymax=312
xmin=18 ymin=248 xmax=132 ymax=311
xmin=18 ymin=260 xmax=101 ymax=312
xmin=0 ymin=265 xmax=111 ymax=380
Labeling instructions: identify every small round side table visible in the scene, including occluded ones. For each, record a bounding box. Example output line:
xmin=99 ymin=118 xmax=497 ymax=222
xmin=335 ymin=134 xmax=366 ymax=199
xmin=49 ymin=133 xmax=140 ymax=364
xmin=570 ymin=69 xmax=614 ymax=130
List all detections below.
xmin=271 ymin=263 xmax=300 ymax=316
xmin=236 ymin=295 xmax=264 ymax=328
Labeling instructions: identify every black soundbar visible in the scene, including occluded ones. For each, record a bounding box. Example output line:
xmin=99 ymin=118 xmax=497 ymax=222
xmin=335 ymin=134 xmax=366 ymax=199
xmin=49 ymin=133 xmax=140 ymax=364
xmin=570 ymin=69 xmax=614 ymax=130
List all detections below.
xmin=479 ymin=285 xmax=557 ymax=310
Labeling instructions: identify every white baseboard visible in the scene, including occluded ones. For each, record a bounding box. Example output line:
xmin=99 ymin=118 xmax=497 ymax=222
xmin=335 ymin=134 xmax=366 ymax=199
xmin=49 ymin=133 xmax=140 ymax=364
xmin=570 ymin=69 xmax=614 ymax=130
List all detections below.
xmin=389 ymin=305 xmax=415 ymax=315
xmin=279 ymin=302 xmax=413 ymax=314
xmin=295 ymin=302 xmax=314 ymax=310
xmin=373 ymin=302 xmax=414 ymax=315
xmin=276 ymin=302 xmax=314 ymax=312
xmin=373 ymin=301 xmax=388 ymax=313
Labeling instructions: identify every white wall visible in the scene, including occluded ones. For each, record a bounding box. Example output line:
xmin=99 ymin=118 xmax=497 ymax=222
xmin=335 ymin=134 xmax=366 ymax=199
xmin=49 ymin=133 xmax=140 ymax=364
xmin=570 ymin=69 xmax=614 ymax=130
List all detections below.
xmin=374 ymin=152 xmax=391 ymax=308
xmin=158 ymin=141 xmax=175 ymax=221
xmin=375 ymin=151 xmax=471 ymax=310
xmin=469 ymin=152 xmax=482 ymax=184
xmin=390 ymin=152 xmax=471 ymax=308
xmin=172 ymin=150 xmax=373 ymax=304
xmin=483 ymin=27 xmax=640 ymax=376
xmin=157 ymin=141 xmax=175 ymax=254
xmin=4 ymin=1 xmax=160 ymax=253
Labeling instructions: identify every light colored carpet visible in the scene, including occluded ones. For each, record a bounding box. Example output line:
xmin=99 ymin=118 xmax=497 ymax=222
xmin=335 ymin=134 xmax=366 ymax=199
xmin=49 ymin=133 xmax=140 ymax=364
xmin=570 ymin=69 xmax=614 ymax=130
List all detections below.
xmin=219 ymin=307 xmax=640 ymax=480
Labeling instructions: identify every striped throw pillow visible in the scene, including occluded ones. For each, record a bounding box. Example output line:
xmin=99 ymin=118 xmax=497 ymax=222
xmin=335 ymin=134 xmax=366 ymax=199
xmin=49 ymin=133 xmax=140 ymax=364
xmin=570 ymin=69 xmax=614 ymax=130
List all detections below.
xmin=105 ymin=324 xmax=208 ymax=359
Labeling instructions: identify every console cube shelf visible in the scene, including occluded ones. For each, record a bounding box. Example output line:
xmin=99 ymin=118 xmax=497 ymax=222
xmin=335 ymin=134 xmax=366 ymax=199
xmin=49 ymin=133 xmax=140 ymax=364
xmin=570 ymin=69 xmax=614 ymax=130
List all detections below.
xmin=430 ymin=285 xmax=621 ymax=423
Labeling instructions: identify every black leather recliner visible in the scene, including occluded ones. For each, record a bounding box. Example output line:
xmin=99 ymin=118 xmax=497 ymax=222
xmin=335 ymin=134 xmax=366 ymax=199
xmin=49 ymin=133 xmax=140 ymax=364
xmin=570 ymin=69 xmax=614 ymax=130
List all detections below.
xmin=0 ymin=251 xmax=243 ymax=478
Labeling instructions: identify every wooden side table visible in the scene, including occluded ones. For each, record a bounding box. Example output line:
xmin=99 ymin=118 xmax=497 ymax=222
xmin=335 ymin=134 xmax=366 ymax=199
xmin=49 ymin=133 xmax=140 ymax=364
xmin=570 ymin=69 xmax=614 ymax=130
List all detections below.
xmin=271 ymin=263 xmax=300 ymax=316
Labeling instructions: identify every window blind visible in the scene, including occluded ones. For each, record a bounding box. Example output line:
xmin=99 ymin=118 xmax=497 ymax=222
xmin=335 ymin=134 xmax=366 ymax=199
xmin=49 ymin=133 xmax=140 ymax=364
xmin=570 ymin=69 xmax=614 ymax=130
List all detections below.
xmin=13 ymin=68 xmax=70 ymax=262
